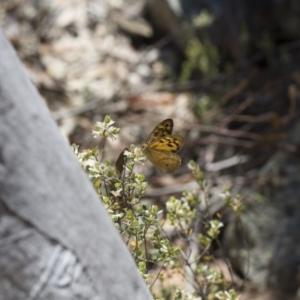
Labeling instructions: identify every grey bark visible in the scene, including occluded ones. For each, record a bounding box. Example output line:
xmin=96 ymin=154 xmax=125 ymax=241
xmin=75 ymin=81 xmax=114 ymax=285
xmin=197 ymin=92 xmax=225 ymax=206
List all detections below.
xmin=0 ymin=29 xmax=152 ymax=300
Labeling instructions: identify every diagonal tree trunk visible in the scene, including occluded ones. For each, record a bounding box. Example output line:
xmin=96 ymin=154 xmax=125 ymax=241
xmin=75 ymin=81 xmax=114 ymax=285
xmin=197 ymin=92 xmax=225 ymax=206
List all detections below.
xmin=0 ymin=29 xmax=152 ymax=300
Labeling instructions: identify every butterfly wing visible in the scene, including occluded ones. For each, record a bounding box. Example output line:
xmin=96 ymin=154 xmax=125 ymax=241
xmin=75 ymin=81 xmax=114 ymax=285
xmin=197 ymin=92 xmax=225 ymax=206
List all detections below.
xmin=143 ymin=148 xmax=181 ymax=173
xmin=115 ymin=147 xmax=129 ymax=177
xmin=145 ymin=119 xmax=173 ymax=144
xmin=148 ymin=135 xmax=184 ymax=153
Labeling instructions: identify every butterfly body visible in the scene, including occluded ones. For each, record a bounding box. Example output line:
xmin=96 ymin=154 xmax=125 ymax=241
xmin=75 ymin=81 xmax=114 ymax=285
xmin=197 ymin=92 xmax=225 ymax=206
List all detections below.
xmin=142 ymin=119 xmax=184 ymax=173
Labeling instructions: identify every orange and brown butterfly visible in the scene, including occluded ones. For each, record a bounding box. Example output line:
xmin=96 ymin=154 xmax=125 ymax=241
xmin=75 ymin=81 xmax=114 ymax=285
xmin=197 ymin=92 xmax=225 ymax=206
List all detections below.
xmin=141 ymin=119 xmax=184 ymax=173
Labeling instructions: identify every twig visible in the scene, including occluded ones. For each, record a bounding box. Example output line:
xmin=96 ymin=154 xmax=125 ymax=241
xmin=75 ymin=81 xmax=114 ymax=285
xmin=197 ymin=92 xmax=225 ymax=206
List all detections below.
xmin=205 ymin=155 xmax=249 ymax=172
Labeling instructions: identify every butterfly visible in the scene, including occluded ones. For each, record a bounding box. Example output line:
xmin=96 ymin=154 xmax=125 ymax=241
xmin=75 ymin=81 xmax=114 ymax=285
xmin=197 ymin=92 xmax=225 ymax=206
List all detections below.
xmin=142 ymin=119 xmax=184 ymax=173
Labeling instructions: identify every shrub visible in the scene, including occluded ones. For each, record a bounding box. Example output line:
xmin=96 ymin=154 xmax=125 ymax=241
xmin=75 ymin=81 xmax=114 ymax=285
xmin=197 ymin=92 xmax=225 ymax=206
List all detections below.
xmin=72 ymin=116 xmax=242 ymax=300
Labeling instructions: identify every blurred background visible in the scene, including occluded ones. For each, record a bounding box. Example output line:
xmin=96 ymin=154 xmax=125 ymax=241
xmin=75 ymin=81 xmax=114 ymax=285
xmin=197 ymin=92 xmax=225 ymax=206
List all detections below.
xmin=2 ymin=0 xmax=300 ymax=298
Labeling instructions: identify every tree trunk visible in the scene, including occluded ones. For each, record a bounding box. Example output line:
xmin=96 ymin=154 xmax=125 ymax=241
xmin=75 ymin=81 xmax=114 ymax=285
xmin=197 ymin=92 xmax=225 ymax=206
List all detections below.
xmin=0 ymin=29 xmax=152 ymax=300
